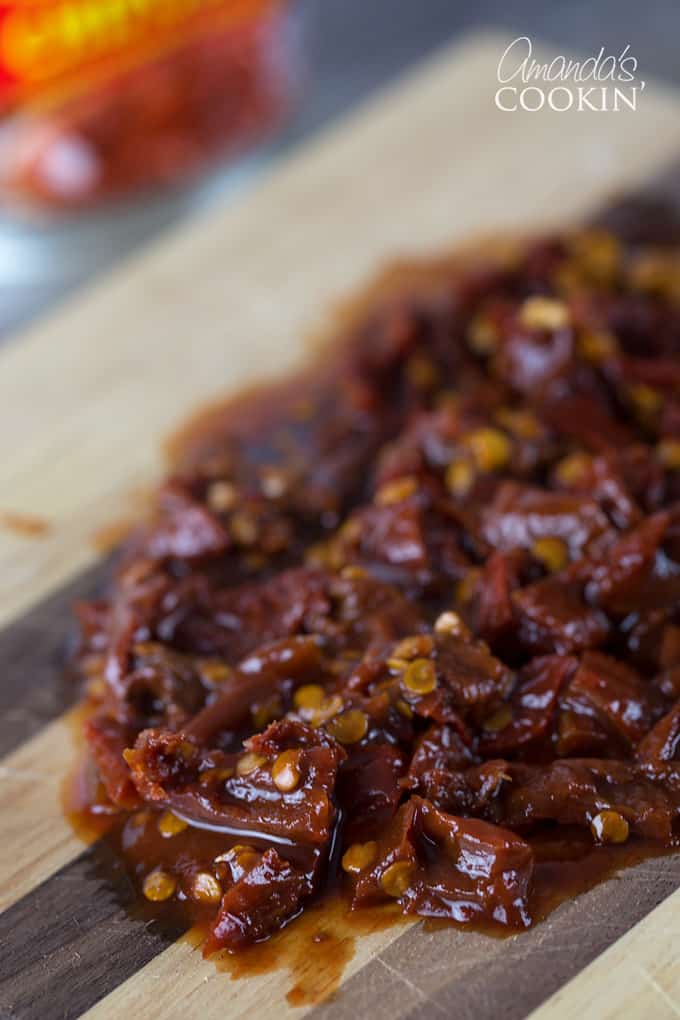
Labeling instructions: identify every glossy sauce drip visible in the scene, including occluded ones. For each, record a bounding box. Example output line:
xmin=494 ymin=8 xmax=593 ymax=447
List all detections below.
xmin=63 ymin=751 xmax=674 ymax=1005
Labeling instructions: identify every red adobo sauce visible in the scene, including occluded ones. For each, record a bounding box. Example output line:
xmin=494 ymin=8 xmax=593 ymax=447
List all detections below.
xmin=71 ymin=198 xmax=680 ymax=972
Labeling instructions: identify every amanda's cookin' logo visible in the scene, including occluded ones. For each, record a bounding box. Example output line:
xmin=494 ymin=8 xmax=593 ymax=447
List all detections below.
xmin=495 ymin=36 xmax=646 ymax=112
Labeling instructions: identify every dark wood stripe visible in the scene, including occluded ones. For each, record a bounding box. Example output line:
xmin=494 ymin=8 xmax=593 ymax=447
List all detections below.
xmin=0 ymin=561 xmax=110 ymax=759
xmin=0 ymin=839 xmax=187 ymax=1020
xmin=315 ymin=852 xmax=680 ymax=1020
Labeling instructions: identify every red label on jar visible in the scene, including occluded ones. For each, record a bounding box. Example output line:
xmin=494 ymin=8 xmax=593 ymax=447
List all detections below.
xmin=0 ymin=0 xmax=277 ymax=110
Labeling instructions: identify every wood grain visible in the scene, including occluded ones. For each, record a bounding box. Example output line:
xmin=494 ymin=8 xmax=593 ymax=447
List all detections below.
xmin=531 ymin=886 xmax=680 ymax=1020
xmin=0 ymin=716 xmax=90 ymax=913
xmin=1 ymin=31 xmax=680 ymax=1020
xmin=0 ymin=843 xmax=187 ymax=1020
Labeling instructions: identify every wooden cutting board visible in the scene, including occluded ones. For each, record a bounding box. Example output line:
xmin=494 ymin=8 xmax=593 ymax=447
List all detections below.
xmin=1 ymin=32 xmax=680 ymax=1020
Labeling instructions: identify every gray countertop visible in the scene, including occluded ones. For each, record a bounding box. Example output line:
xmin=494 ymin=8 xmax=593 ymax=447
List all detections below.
xmin=2 ymin=0 xmax=678 ymax=342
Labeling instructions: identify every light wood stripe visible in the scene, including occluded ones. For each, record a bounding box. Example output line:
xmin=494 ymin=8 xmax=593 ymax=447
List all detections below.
xmin=0 ymin=713 xmax=91 ymax=912
xmin=531 ymin=885 xmax=680 ymax=1020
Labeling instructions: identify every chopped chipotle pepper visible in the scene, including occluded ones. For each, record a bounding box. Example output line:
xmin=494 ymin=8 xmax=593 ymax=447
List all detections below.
xmin=73 ymin=200 xmax=680 ymax=956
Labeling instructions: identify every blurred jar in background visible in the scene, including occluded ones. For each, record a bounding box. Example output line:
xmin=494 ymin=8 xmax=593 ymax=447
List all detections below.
xmin=0 ymin=0 xmax=301 ymax=214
